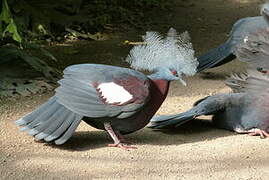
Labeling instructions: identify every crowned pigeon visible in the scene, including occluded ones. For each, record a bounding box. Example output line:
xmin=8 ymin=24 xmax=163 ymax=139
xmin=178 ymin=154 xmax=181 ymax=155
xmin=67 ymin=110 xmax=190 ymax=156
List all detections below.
xmin=149 ymin=28 xmax=269 ymax=138
xmin=197 ymin=3 xmax=269 ymax=72
xmin=16 ymin=28 xmax=198 ymax=149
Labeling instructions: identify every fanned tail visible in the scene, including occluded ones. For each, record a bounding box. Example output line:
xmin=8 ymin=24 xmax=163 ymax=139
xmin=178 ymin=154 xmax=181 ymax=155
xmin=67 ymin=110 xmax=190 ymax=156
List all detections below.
xmin=16 ymin=96 xmax=83 ymax=145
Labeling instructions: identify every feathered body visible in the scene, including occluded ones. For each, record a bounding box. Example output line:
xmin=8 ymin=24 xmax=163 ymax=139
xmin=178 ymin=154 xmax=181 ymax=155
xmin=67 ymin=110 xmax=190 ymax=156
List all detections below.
xmin=80 ymin=65 xmax=170 ymax=134
xmin=16 ymin=28 xmax=198 ymax=148
xmin=149 ymin=28 xmax=269 ymax=138
xmin=197 ymin=4 xmax=269 ymax=72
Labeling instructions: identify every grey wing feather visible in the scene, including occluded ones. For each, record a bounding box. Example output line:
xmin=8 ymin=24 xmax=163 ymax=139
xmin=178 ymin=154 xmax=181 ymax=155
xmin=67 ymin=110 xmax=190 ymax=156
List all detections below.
xmin=231 ymin=16 xmax=268 ymax=46
xmin=54 ymin=114 xmax=83 ymax=145
xmin=28 ymin=106 xmax=66 ymax=136
xmin=57 ymin=77 xmax=100 ymax=100
xmin=225 ymin=72 xmax=249 ymax=93
xmin=63 ymin=63 xmax=148 ymax=82
xmin=238 ymin=69 xmax=269 ymax=130
xmin=19 ymin=99 xmax=61 ymax=131
xmin=16 ymin=96 xmax=57 ymax=126
xmin=17 ymin=64 xmax=150 ymax=145
xmin=34 ymin=109 xmax=72 ymax=140
xmin=236 ymin=28 xmax=269 ymax=69
xmin=197 ymin=16 xmax=269 ymax=72
xmin=55 ymin=77 xmax=123 ymax=118
xmin=196 ymin=18 xmax=254 ymax=73
xmin=16 ymin=95 xmax=84 ymax=144
xmin=244 ymin=69 xmax=269 ymax=96
xmin=56 ymin=64 xmax=149 ymax=119
xmin=44 ymin=112 xmax=77 ymax=142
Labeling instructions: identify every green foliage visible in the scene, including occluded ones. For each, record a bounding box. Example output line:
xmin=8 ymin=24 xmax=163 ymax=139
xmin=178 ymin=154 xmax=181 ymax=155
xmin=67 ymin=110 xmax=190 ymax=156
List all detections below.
xmin=0 ymin=0 xmax=22 ymax=43
xmin=0 ymin=0 xmax=60 ymax=83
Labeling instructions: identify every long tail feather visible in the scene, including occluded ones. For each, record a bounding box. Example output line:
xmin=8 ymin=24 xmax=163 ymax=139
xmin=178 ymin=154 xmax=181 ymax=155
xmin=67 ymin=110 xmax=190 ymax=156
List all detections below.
xmin=147 ymin=110 xmax=195 ymax=129
xmin=148 ymin=94 xmax=231 ymax=129
xmin=197 ymin=40 xmax=234 ymax=72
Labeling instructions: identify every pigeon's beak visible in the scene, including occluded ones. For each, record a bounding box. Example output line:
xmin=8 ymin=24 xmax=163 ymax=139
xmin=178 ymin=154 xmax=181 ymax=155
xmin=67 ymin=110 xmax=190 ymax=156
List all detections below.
xmin=171 ymin=70 xmax=187 ymax=86
xmin=257 ymin=67 xmax=269 ymax=75
xmin=178 ymin=75 xmax=187 ymax=86
xmin=179 ymin=78 xmax=187 ymax=86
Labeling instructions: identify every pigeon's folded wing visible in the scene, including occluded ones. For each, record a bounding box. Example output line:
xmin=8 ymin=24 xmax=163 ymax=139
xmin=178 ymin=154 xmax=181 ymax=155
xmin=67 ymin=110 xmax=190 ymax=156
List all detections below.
xmin=56 ymin=64 xmax=151 ymax=119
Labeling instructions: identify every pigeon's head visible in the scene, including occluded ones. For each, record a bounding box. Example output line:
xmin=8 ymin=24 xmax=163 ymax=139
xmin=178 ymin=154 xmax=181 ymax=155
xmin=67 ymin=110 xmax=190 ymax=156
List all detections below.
xmin=146 ymin=67 xmax=187 ymax=85
xmin=257 ymin=67 xmax=269 ymax=74
xmin=261 ymin=3 xmax=269 ymax=23
xmin=126 ymin=28 xmax=198 ymax=86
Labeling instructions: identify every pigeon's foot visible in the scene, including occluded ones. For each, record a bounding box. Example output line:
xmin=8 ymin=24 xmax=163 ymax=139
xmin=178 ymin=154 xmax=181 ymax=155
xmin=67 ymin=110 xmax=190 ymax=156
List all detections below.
xmin=247 ymin=128 xmax=269 ymax=139
xmin=107 ymin=143 xmax=137 ymax=150
xmin=104 ymin=122 xmax=137 ymax=150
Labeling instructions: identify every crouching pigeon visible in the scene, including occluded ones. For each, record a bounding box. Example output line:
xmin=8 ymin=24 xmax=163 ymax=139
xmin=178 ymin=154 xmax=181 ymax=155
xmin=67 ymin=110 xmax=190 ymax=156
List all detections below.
xmin=148 ymin=28 xmax=269 ymax=138
xmin=16 ymin=28 xmax=198 ymax=149
xmin=197 ymin=3 xmax=269 ymax=72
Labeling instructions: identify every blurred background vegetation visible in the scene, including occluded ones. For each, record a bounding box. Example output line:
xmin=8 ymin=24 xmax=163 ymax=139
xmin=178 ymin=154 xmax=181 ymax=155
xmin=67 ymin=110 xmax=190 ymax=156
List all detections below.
xmin=0 ymin=0 xmax=174 ymax=97
xmin=1 ymin=0 xmax=262 ymax=98
xmin=2 ymin=0 xmax=173 ymax=42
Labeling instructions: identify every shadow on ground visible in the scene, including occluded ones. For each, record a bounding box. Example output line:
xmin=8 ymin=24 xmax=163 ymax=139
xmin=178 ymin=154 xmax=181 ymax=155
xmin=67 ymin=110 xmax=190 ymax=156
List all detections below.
xmin=49 ymin=119 xmax=234 ymax=151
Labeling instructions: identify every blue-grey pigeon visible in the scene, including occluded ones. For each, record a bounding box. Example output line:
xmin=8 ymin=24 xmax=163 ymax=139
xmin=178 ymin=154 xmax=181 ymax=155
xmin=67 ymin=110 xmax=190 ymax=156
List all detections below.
xmin=148 ymin=28 xmax=269 ymax=138
xmin=197 ymin=3 xmax=269 ymax=72
xmin=16 ymin=28 xmax=198 ymax=149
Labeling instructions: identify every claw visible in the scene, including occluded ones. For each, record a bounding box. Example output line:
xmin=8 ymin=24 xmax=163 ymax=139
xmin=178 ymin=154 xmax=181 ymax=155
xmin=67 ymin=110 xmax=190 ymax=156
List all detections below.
xmin=107 ymin=143 xmax=137 ymax=150
xmin=248 ymin=128 xmax=269 ymax=139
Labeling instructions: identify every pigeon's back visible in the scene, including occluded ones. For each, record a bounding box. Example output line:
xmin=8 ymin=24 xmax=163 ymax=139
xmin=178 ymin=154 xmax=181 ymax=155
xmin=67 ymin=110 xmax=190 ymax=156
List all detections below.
xmin=231 ymin=16 xmax=268 ymax=46
xmin=63 ymin=63 xmax=148 ymax=83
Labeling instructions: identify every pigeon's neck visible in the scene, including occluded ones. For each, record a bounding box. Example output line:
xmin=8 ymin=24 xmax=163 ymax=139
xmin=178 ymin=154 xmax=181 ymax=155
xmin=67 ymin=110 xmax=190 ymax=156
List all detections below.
xmin=151 ymin=79 xmax=170 ymax=97
xmin=148 ymin=70 xmax=171 ymax=96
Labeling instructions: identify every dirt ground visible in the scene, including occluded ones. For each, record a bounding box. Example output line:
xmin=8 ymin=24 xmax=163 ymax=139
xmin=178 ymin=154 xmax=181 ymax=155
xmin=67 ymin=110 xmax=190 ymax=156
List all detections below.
xmin=1 ymin=0 xmax=269 ymax=179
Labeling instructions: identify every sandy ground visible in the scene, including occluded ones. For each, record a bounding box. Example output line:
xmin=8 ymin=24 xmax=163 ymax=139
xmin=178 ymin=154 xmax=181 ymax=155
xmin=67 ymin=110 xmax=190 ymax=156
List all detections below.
xmin=1 ymin=0 xmax=269 ymax=179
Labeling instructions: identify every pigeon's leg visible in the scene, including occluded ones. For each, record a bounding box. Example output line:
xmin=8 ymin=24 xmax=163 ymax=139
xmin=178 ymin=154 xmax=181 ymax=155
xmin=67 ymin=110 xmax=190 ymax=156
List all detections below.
xmin=247 ymin=128 xmax=269 ymax=139
xmin=116 ymin=133 xmax=132 ymax=144
xmin=104 ymin=122 xmax=137 ymax=150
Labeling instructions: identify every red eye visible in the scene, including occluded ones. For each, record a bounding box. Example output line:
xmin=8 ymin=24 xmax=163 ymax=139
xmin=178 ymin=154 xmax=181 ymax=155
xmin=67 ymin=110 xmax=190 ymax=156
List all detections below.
xmin=171 ymin=70 xmax=177 ymax=75
xmin=257 ymin=68 xmax=268 ymax=74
